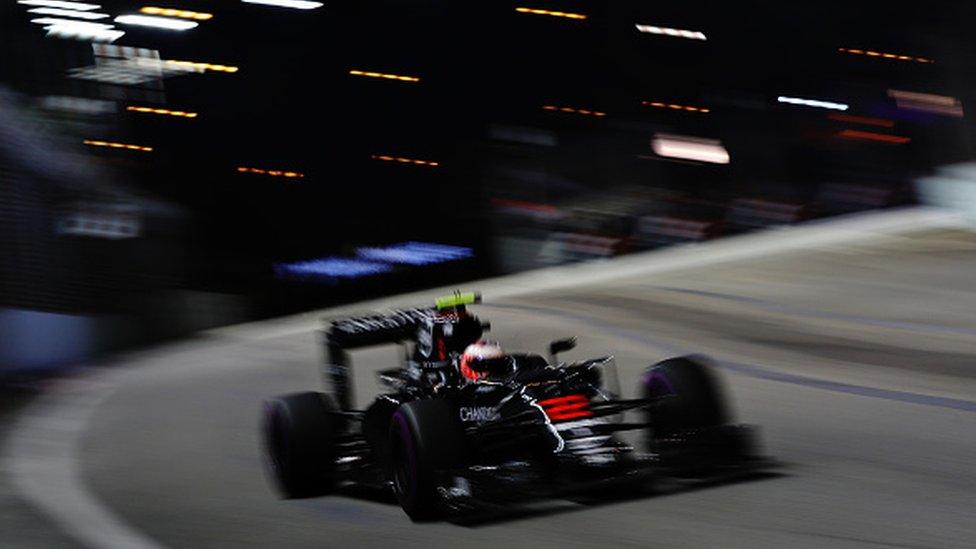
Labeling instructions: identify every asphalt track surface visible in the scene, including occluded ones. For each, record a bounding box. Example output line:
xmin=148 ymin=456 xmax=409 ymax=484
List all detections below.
xmin=4 ymin=209 xmax=976 ymax=548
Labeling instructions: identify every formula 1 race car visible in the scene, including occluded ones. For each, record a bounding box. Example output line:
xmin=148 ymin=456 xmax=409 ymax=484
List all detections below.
xmin=262 ymin=292 xmax=766 ymax=520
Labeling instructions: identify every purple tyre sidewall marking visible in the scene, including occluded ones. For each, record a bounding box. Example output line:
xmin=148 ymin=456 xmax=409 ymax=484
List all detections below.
xmin=642 ymin=369 xmax=676 ymax=397
xmin=392 ymin=411 xmax=418 ymax=498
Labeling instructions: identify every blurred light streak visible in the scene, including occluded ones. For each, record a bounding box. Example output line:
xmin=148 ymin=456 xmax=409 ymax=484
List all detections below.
xmin=887 ymin=89 xmax=964 ymax=117
xmin=31 ymin=17 xmax=113 ymax=29
xmin=242 ymin=0 xmax=324 ymax=9
xmin=69 ymin=45 xmax=216 ymax=83
xmin=837 ymin=129 xmax=911 ymax=144
xmin=777 ymin=95 xmax=848 ymax=111
xmin=488 ymin=124 xmax=558 ymax=146
xmin=515 ymin=7 xmax=587 ymax=20
xmin=40 ymin=95 xmax=115 ymax=114
xmin=491 ymin=198 xmax=563 ymax=220
xmin=651 ymin=134 xmax=729 ymax=164
xmin=57 ymin=210 xmax=140 ymax=239
xmin=45 ymin=22 xmax=123 ymax=41
xmin=236 ymin=166 xmax=305 ymax=178
xmin=348 ymin=70 xmax=419 ymax=82
xmin=635 ymin=24 xmax=706 ymax=40
xmin=139 ymin=7 xmax=213 ymax=20
xmin=355 ymin=242 xmax=474 ymax=266
xmin=542 ymin=105 xmax=606 ymax=117
xmin=827 ymin=113 xmax=895 ymax=128
xmin=274 ymin=258 xmax=392 ymax=281
xmin=371 ymin=154 xmax=439 ymax=167
xmin=165 ymin=60 xmax=238 ymax=73
xmin=838 ymin=47 xmax=933 ymax=64
xmin=83 ymin=139 xmax=153 ymax=152
xmin=18 ymin=0 xmax=100 ymax=10
xmin=127 ymin=105 xmax=198 ymax=118
xmin=641 ymin=100 xmax=710 ymax=113
xmin=115 ymin=15 xmax=198 ymax=30
xmin=27 ymin=7 xmax=109 ymax=19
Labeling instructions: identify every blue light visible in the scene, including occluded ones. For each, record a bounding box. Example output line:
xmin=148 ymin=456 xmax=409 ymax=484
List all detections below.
xmin=355 ymin=241 xmax=474 ymax=266
xmin=274 ymin=242 xmax=474 ymax=283
xmin=274 ymin=257 xmax=393 ymax=281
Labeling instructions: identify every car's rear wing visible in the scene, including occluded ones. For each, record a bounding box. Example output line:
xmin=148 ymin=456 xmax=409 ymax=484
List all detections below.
xmin=322 ymin=308 xmax=433 ymax=410
xmin=321 ymin=292 xmax=482 ymax=410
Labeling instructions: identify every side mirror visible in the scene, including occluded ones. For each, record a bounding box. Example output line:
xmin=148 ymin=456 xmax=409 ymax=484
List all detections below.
xmin=548 ymin=337 xmax=577 ymax=363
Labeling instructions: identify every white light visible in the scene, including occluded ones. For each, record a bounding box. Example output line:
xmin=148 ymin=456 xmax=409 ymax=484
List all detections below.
xmin=31 ymin=17 xmax=113 ymax=29
xmin=242 ymin=0 xmax=324 ymax=9
xmin=777 ymin=95 xmax=849 ymax=111
xmin=39 ymin=95 xmax=116 ymax=114
xmin=18 ymin=0 xmax=100 ymax=10
xmin=652 ymin=134 xmax=730 ymax=164
xmin=635 ymin=24 xmax=706 ymax=41
xmin=46 ymin=23 xmax=123 ymax=42
xmin=28 ymin=7 xmax=109 ymax=19
xmin=115 ymin=15 xmax=198 ymax=30
xmin=888 ymin=89 xmax=964 ymax=117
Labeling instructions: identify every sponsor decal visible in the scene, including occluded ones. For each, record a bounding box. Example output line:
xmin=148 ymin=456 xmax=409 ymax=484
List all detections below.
xmin=459 ymin=406 xmax=499 ymax=422
xmin=331 ymin=308 xmax=433 ymax=335
xmin=416 ymin=320 xmax=433 ymax=358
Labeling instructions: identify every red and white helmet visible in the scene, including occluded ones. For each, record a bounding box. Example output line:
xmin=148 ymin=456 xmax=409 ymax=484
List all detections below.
xmin=460 ymin=340 xmax=506 ymax=381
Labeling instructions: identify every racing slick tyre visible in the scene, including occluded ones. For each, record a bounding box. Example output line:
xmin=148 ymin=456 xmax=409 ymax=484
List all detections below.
xmin=641 ymin=356 xmax=729 ymax=436
xmin=389 ymin=399 xmax=465 ymax=521
xmin=262 ymin=392 xmax=339 ymax=498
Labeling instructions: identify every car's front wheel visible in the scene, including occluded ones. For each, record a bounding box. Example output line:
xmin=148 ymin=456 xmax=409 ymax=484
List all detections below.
xmin=641 ymin=356 xmax=729 ymax=436
xmin=388 ymin=399 xmax=465 ymax=521
xmin=262 ymin=392 xmax=338 ymax=498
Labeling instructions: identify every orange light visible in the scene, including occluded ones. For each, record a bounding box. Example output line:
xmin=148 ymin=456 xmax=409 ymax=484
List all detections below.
xmin=165 ymin=60 xmax=238 ymax=73
xmin=837 ymin=129 xmax=911 ymax=144
xmin=349 ymin=69 xmax=420 ymax=83
xmin=838 ymin=47 xmax=933 ymax=64
xmin=515 ymin=7 xmax=587 ymax=20
xmin=140 ymin=6 xmax=213 ymax=20
xmin=371 ymin=154 xmax=439 ymax=167
xmin=642 ymin=100 xmax=710 ymax=114
xmin=126 ymin=105 xmax=198 ymax=118
xmin=827 ymin=113 xmax=895 ymax=128
xmin=237 ymin=166 xmax=305 ymax=178
xmin=542 ymin=104 xmax=606 ymax=117
xmin=84 ymin=139 xmax=153 ymax=152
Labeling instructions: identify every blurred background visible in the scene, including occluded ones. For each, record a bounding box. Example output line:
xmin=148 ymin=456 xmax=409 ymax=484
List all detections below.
xmin=3 ymin=0 xmax=976 ymax=373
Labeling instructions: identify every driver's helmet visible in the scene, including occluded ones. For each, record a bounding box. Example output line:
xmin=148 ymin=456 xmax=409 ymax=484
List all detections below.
xmin=459 ymin=340 xmax=509 ymax=381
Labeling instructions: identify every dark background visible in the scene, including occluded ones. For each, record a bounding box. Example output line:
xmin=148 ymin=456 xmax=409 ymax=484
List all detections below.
xmin=2 ymin=0 xmax=974 ymax=367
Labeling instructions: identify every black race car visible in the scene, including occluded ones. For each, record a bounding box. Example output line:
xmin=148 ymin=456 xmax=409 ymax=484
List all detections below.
xmin=262 ymin=292 xmax=767 ymax=520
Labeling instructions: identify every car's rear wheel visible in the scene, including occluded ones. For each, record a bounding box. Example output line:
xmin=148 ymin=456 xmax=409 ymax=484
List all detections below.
xmin=641 ymin=356 xmax=729 ymax=436
xmin=388 ymin=399 xmax=465 ymax=521
xmin=262 ymin=392 xmax=338 ymax=498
